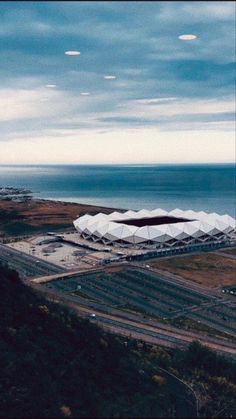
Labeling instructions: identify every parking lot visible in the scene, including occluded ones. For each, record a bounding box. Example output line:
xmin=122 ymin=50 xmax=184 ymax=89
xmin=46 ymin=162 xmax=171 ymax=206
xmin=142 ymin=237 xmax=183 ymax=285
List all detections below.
xmin=0 ymin=243 xmax=64 ymax=278
xmin=6 ymin=234 xmax=124 ymax=270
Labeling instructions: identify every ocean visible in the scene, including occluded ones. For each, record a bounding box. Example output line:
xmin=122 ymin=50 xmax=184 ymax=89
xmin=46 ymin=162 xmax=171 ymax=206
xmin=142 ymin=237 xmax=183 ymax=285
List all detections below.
xmin=0 ymin=164 xmax=235 ymax=217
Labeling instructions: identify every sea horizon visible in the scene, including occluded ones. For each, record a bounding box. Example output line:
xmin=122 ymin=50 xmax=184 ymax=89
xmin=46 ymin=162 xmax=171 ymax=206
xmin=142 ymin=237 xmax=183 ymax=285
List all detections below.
xmin=0 ymin=163 xmax=235 ymax=217
xmin=0 ymin=162 xmax=235 ymax=166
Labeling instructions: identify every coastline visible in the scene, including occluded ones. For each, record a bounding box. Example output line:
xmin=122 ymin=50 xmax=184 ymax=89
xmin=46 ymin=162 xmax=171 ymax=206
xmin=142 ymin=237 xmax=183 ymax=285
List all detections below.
xmin=0 ymin=193 xmax=119 ymax=239
xmin=1 ymin=164 xmax=235 ymax=217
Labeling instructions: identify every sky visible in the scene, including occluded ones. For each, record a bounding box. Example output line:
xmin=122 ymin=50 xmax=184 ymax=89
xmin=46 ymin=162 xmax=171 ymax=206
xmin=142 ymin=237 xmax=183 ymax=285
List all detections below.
xmin=0 ymin=1 xmax=235 ymax=164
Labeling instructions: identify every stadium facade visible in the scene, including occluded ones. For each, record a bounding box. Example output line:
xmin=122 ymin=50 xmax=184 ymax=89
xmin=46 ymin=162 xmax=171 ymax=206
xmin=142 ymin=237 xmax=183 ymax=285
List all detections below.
xmin=73 ymin=208 xmax=235 ymax=249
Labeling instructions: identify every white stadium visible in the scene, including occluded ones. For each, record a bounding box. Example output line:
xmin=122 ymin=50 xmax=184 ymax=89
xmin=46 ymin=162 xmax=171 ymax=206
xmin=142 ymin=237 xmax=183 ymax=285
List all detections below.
xmin=73 ymin=208 xmax=235 ymax=249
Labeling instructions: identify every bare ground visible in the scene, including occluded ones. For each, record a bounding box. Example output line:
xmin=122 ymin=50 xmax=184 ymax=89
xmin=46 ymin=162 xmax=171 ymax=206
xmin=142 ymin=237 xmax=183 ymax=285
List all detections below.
xmin=0 ymin=198 xmax=117 ymax=238
xmin=149 ymin=253 xmax=236 ymax=288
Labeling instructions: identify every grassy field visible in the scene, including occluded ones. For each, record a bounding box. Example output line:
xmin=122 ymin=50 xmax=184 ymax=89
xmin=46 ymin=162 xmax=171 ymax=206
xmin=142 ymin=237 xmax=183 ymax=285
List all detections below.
xmin=149 ymin=252 xmax=236 ymax=288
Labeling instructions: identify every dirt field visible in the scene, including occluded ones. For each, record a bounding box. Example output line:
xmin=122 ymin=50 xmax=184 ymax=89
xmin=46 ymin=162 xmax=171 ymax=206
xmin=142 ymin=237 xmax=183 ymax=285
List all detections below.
xmin=149 ymin=253 xmax=236 ymax=288
xmin=104 ymin=266 xmax=124 ymax=274
xmin=0 ymin=198 xmax=117 ymax=238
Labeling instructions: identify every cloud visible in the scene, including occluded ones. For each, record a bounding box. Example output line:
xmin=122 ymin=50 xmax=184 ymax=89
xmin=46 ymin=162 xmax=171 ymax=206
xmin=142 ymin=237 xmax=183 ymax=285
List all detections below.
xmin=97 ymin=96 xmax=235 ymax=130
xmin=46 ymin=84 xmax=56 ymax=88
xmin=0 ymin=87 xmax=71 ymax=121
xmin=64 ymin=50 xmax=81 ymax=56
xmin=0 ymin=128 xmax=234 ymax=164
xmin=0 ymin=83 xmax=234 ymax=143
xmin=158 ymin=1 xmax=235 ymax=23
xmin=178 ymin=34 xmax=197 ymax=41
xmin=0 ymin=1 xmax=235 ymax=162
xmin=134 ymin=97 xmax=177 ymax=104
xmin=104 ymin=75 xmax=116 ymax=80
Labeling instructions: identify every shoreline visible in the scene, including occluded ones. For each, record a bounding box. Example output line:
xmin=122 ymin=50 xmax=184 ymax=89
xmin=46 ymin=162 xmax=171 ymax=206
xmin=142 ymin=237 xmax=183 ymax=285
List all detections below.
xmin=0 ymin=186 xmax=235 ymax=240
xmin=0 ymin=194 xmax=120 ymax=239
xmin=33 ymin=195 xmax=127 ymax=210
xmin=1 ymin=161 xmax=235 ymax=217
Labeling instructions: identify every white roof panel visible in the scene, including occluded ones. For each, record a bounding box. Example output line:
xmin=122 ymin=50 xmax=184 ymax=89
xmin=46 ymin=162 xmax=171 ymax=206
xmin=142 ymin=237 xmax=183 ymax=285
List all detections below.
xmin=92 ymin=213 xmax=107 ymax=221
xmin=137 ymin=209 xmax=151 ymax=218
xmin=134 ymin=226 xmax=150 ymax=240
xmin=195 ymin=211 xmax=209 ymax=220
xmin=222 ymin=215 xmax=235 ymax=229
xmin=73 ymin=208 xmax=235 ymax=246
xmin=93 ymin=221 xmax=108 ymax=237
xmin=104 ymin=222 xmax=122 ymax=240
xmin=96 ymin=223 xmax=110 ymax=237
xmin=108 ymin=211 xmax=125 ymax=221
xmin=166 ymin=224 xmax=186 ymax=239
xmin=106 ymin=224 xmax=124 ymax=240
xmin=150 ymin=225 xmax=172 ymax=243
xmin=119 ymin=225 xmax=138 ymax=244
xmin=87 ymin=220 xmax=100 ymax=235
xmin=198 ymin=221 xmax=214 ymax=235
xmin=122 ymin=210 xmax=137 ymax=218
xmin=183 ymin=222 xmax=199 ymax=236
xmin=74 ymin=217 xmax=91 ymax=232
xmin=215 ymin=219 xmax=230 ymax=232
xmin=168 ymin=208 xmax=185 ymax=217
xmin=150 ymin=208 xmax=168 ymax=217
xmin=147 ymin=226 xmax=164 ymax=240
xmin=188 ymin=220 xmax=205 ymax=237
xmin=182 ymin=210 xmax=197 ymax=219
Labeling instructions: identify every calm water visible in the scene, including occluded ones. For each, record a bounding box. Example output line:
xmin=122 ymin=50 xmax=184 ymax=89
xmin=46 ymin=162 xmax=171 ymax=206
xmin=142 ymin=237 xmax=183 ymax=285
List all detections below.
xmin=0 ymin=164 xmax=235 ymax=217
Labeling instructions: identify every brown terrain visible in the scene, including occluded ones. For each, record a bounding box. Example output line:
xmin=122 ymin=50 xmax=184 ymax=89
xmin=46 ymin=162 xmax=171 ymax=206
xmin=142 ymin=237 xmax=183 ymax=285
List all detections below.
xmin=0 ymin=198 xmax=116 ymax=238
xmin=149 ymin=253 xmax=236 ymax=288
xmin=0 ymin=197 xmax=235 ymax=291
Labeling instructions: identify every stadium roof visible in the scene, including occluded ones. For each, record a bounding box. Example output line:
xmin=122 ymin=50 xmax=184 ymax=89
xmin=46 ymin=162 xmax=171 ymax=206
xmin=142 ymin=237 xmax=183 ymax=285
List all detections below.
xmin=74 ymin=208 xmax=235 ymax=247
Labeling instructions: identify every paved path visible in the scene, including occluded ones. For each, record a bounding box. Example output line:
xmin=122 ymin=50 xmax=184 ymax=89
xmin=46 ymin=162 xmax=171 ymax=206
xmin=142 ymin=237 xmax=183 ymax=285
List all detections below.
xmin=156 ymin=366 xmax=198 ymax=418
xmin=213 ymin=250 xmax=236 ymax=260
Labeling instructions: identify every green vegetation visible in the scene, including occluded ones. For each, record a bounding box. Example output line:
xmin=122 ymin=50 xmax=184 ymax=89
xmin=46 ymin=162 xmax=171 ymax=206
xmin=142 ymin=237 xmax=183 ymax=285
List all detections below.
xmin=0 ymin=263 xmax=173 ymax=418
xmin=0 ymin=263 xmax=235 ymax=418
xmin=139 ymin=344 xmax=236 ymax=418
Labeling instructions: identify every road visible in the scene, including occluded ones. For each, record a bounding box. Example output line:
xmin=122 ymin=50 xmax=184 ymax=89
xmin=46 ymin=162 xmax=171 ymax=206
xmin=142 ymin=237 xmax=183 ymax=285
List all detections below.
xmin=38 ymin=265 xmax=236 ymax=339
xmin=213 ymin=250 xmax=236 ymax=260
xmin=0 ymin=242 xmax=200 ymax=416
xmin=0 ymin=243 xmax=65 ymax=278
xmin=30 ymin=282 xmax=236 ymax=356
xmin=156 ymin=366 xmax=198 ymax=418
xmin=2 ymin=240 xmax=235 ymax=354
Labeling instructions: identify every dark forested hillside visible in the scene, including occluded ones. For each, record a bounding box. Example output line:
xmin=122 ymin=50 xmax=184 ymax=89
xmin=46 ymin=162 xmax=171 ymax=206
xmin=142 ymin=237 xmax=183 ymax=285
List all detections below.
xmin=0 ymin=264 xmax=173 ymax=418
xmin=0 ymin=263 xmax=235 ymax=418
